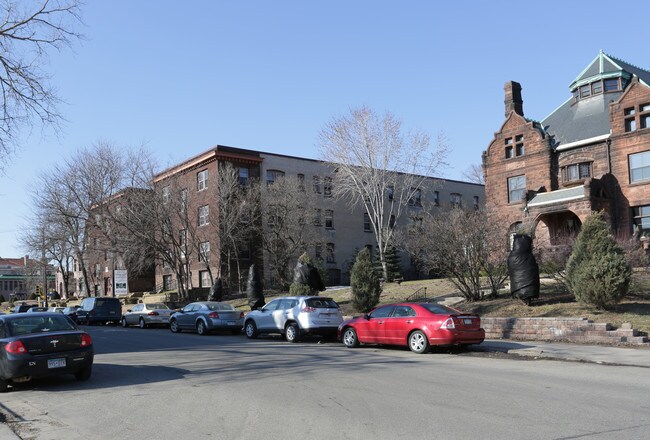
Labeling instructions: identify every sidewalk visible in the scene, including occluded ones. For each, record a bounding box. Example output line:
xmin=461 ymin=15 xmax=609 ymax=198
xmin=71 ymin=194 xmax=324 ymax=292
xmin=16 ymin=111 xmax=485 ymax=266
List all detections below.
xmin=476 ymin=339 xmax=650 ymax=367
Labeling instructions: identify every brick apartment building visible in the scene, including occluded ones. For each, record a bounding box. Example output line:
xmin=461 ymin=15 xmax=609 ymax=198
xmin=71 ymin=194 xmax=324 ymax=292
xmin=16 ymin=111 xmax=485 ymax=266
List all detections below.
xmin=151 ymin=145 xmax=485 ymax=293
xmin=483 ymin=51 xmax=650 ymax=252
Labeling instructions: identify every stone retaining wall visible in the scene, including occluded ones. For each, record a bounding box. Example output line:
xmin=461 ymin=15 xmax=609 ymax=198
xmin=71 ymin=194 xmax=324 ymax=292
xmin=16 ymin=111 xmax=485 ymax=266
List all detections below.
xmin=482 ymin=317 xmax=649 ymax=346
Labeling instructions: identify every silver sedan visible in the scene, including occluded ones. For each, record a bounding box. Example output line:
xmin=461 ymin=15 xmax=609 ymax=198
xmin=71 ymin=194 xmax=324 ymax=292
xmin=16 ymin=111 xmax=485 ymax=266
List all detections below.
xmin=121 ymin=303 xmax=175 ymax=328
xmin=169 ymin=302 xmax=244 ymax=335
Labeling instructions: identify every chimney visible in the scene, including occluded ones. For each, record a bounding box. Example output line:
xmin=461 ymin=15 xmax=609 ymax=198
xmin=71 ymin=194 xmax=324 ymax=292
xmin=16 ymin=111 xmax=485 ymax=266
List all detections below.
xmin=504 ymin=81 xmax=524 ymax=118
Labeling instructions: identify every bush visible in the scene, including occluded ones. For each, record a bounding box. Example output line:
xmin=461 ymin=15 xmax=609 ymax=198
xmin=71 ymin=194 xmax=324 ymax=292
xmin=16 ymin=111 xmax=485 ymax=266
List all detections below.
xmin=565 ymin=212 xmax=632 ymax=309
xmin=288 ymin=283 xmax=311 ymax=295
xmin=351 ymin=248 xmax=382 ymax=313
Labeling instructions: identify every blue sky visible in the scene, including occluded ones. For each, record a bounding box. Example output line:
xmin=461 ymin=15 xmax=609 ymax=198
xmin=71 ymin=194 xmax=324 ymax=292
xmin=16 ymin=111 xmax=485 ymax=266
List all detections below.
xmin=1 ymin=0 xmax=649 ymax=257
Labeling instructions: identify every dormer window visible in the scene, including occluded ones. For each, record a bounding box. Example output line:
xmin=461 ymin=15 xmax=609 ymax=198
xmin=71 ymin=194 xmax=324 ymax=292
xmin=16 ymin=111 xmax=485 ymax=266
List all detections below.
xmin=563 ymin=162 xmax=592 ymax=183
xmin=573 ymin=78 xmax=621 ymax=103
xmin=604 ymin=78 xmax=620 ymax=92
xmin=505 ymin=135 xmax=524 ymax=158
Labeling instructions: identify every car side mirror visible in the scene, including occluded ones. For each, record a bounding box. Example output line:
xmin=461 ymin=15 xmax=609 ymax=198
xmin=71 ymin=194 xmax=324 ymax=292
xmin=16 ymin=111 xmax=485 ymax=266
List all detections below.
xmin=364 ymin=314 xmax=370 ymax=320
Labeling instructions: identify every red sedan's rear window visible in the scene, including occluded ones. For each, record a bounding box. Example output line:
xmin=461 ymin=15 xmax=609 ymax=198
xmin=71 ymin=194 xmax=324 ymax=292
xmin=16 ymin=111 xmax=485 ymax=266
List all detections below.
xmin=419 ymin=303 xmax=458 ymax=315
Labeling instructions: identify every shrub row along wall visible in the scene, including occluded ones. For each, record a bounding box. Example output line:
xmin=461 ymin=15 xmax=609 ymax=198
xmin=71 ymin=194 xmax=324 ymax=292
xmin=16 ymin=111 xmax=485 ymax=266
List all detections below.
xmin=482 ymin=317 xmax=649 ymax=346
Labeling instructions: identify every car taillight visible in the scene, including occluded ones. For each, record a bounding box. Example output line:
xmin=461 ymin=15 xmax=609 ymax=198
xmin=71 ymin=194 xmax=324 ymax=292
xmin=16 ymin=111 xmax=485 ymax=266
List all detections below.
xmin=5 ymin=340 xmax=27 ymax=354
xmin=148 ymin=311 xmax=159 ymax=316
xmin=80 ymin=334 xmax=92 ymax=347
xmin=208 ymin=312 xmax=220 ymax=318
xmin=301 ymin=306 xmax=317 ymax=313
xmin=440 ymin=317 xmax=456 ymax=330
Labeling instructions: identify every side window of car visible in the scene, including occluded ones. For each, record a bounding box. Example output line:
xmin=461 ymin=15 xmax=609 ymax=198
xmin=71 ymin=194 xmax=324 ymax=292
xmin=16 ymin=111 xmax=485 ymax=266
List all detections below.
xmin=370 ymin=306 xmax=395 ymax=319
xmin=278 ymin=299 xmax=294 ymax=310
xmin=392 ymin=306 xmax=415 ymax=317
xmin=263 ymin=300 xmax=280 ymax=312
xmin=133 ymin=304 xmax=142 ymax=312
xmin=182 ymin=304 xmax=194 ymax=312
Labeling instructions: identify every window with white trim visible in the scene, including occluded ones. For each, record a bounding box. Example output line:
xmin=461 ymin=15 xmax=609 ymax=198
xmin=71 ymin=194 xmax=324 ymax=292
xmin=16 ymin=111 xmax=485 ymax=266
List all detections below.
xmin=199 ymin=241 xmax=210 ymax=262
xmin=508 ymin=175 xmax=526 ymax=203
xmin=198 ymin=205 xmax=209 ymax=226
xmin=629 ymin=151 xmax=650 ymax=183
xmin=197 ymin=169 xmax=208 ymax=191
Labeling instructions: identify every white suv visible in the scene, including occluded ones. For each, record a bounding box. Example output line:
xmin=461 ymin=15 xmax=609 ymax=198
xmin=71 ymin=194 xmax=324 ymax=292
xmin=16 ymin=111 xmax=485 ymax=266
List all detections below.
xmin=244 ymin=296 xmax=343 ymax=342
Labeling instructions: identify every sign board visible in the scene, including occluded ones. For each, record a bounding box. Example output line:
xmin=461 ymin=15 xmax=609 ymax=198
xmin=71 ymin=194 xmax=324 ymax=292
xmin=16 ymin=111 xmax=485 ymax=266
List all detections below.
xmin=114 ymin=269 xmax=129 ymax=296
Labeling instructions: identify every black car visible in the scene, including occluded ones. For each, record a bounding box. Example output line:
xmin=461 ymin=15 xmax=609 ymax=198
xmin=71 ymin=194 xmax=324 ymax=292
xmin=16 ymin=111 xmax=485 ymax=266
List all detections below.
xmin=0 ymin=312 xmax=94 ymax=392
xmin=76 ymin=297 xmax=122 ymax=325
xmin=62 ymin=306 xmax=81 ymax=323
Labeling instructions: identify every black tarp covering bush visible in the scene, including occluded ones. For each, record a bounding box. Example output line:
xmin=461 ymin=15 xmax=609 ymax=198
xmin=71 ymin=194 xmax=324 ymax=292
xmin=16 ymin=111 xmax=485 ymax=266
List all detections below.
xmin=507 ymin=234 xmax=540 ymax=304
xmin=246 ymin=264 xmax=265 ymax=310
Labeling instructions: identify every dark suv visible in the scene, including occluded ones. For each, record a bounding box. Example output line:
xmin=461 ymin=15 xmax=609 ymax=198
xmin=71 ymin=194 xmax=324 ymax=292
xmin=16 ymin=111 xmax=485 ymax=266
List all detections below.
xmin=76 ymin=297 xmax=122 ymax=325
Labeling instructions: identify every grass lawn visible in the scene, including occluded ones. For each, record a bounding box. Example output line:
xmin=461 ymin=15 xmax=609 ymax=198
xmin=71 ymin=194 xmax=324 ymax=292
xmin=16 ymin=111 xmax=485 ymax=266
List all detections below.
xmin=320 ymin=271 xmax=650 ymax=335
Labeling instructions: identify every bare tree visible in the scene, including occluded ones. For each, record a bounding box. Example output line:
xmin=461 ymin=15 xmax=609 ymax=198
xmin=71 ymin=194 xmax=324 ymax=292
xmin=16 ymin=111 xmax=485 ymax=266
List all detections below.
xmin=405 ymin=207 xmax=494 ymax=302
xmin=0 ymin=0 xmax=83 ymax=170
xmin=215 ymin=162 xmax=261 ymax=293
xmin=462 ymin=163 xmax=485 ymax=184
xmin=19 ymin=210 xmax=75 ymax=298
xmin=261 ymin=175 xmax=323 ymax=289
xmin=318 ymin=106 xmax=448 ymax=280
xmin=28 ymin=141 xmax=137 ymax=297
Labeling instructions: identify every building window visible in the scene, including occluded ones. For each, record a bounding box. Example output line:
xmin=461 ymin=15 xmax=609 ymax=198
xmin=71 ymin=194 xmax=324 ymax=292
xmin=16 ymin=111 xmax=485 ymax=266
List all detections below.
xmin=515 ymin=135 xmax=524 ymax=156
xmin=508 ymin=175 xmax=526 ymax=203
xmin=162 ymin=186 xmax=170 ymax=204
xmin=580 ymin=84 xmax=591 ymax=98
xmin=239 ymin=240 xmax=251 ymax=260
xmin=632 ymin=205 xmax=650 ymax=236
xmin=297 ymin=174 xmax=305 ymax=191
xmin=629 ymin=151 xmax=650 ymax=183
xmin=363 ymin=213 xmax=371 ymax=232
xmin=387 ymin=185 xmax=394 ymax=200
xmin=324 ymin=177 xmax=332 ymax=197
xmin=640 ymin=104 xmax=650 ymax=129
xmin=563 ymin=162 xmax=592 ymax=182
xmin=198 ymin=205 xmax=209 ymax=226
xmin=505 ymin=137 xmax=513 ymax=158
xmin=179 ymin=229 xmax=187 ymax=250
xmin=313 ymin=176 xmax=321 ymax=194
xmin=604 ymin=78 xmax=619 ymax=92
xmin=450 ymin=193 xmax=462 ymax=208
xmin=239 ymin=167 xmax=249 ymax=185
xmin=473 ymin=196 xmax=480 ymax=211
xmin=325 ymin=210 xmax=334 ymax=229
xmin=180 ymin=189 xmax=188 ymax=213
xmin=389 ymin=214 xmax=395 ymax=229
xmin=266 ymin=169 xmax=285 ymax=185
xmin=592 ymin=81 xmax=602 ymax=95
xmin=199 ymin=241 xmax=210 ymax=262
xmin=197 ymin=169 xmax=208 ymax=191
xmin=314 ymin=244 xmax=322 ymax=261
xmin=326 ymin=243 xmax=335 ymax=263
xmin=313 ymin=209 xmax=322 ymax=226
xmin=625 ymin=107 xmax=637 ymax=132
xmin=433 ymin=191 xmax=439 ymax=207
xmin=408 ymin=188 xmax=422 ymax=206
xmin=162 ymin=275 xmax=172 ymax=291
xmin=199 ymin=270 xmax=210 ymax=288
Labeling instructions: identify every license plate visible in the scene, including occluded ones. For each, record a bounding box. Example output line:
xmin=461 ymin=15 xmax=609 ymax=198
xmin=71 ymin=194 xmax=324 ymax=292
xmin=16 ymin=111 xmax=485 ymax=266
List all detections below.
xmin=227 ymin=321 xmax=236 ymax=326
xmin=48 ymin=358 xmax=66 ymax=369
xmin=463 ymin=319 xmax=473 ymax=325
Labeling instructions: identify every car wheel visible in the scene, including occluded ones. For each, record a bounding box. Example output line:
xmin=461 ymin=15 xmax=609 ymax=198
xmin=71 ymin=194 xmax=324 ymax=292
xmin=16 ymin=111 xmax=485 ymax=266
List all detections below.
xmin=285 ymin=322 xmax=300 ymax=343
xmin=408 ymin=330 xmax=430 ymax=354
xmin=0 ymin=378 xmax=8 ymax=393
xmin=244 ymin=320 xmax=258 ymax=339
xmin=196 ymin=320 xmax=208 ymax=335
xmin=170 ymin=319 xmax=181 ymax=333
xmin=139 ymin=318 xmax=147 ymax=329
xmin=75 ymin=365 xmax=92 ymax=381
xmin=342 ymin=327 xmax=359 ymax=348
xmin=121 ymin=317 xmax=127 ymax=328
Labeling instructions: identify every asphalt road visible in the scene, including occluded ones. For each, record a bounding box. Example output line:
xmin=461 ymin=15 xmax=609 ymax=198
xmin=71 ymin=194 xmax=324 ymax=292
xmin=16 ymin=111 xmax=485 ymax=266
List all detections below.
xmin=2 ymin=326 xmax=650 ymax=440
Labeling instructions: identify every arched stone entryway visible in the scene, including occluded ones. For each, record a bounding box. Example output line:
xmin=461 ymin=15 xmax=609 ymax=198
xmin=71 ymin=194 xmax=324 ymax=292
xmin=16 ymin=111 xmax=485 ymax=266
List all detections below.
xmin=533 ymin=211 xmax=582 ymax=249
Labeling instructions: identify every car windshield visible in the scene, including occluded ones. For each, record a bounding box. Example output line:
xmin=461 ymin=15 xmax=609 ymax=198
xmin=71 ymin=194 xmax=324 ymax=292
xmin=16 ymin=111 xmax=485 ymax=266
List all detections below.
xmin=206 ymin=303 xmax=235 ymax=311
xmin=148 ymin=303 xmax=169 ymax=310
xmin=8 ymin=315 xmax=77 ymax=336
xmin=305 ymin=298 xmax=339 ymax=309
xmin=420 ymin=303 xmax=458 ymax=315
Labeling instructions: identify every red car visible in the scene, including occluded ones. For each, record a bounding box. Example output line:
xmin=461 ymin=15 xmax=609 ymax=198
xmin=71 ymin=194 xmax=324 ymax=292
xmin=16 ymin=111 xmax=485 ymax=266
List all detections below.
xmin=338 ymin=302 xmax=485 ymax=354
